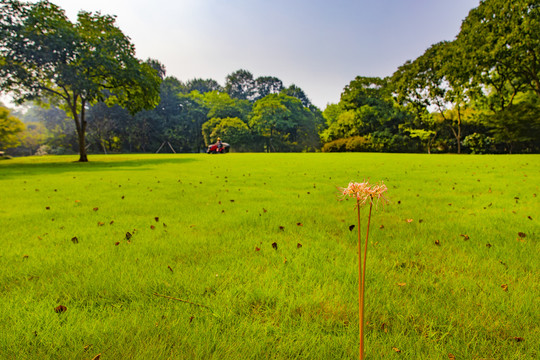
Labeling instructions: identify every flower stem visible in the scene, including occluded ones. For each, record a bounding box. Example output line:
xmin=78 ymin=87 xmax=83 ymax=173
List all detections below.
xmin=356 ymin=199 xmax=363 ymax=360
xmin=360 ymin=201 xmax=373 ymax=359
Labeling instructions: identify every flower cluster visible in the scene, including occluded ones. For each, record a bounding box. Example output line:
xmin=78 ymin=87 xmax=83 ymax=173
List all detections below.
xmin=340 ymin=180 xmax=388 ymax=207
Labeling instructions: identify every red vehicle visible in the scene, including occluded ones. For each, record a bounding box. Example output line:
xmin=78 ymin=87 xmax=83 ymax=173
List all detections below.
xmin=206 ymin=142 xmax=230 ymax=154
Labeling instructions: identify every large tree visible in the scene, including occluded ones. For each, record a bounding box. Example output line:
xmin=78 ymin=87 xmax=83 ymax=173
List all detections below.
xmin=456 ymin=0 xmax=540 ymax=101
xmin=391 ymin=43 xmax=470 ymax=153
xmin=0 ymin=0 xmax=161 ymax=161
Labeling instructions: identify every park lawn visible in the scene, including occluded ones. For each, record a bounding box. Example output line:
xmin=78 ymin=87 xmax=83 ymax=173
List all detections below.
xmin=0 ymin=153 xmax=538 ymax=359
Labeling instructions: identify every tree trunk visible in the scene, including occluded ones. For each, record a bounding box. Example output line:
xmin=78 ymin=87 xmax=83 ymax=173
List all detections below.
xmin=78 ymin=101 xmax=88 ymax=162
xmin=69 ymin=96 xmax=89 ymax=162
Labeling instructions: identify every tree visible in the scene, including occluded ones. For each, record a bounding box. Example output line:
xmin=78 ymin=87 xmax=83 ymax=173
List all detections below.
xmin=225 ymin=69 xmax=256 ymax=101
xmin=281 ymin=84 xmax=311 ymax=107
xmin=250 ymin=93 xmax=317 ymax=152
xmin=202 ymin=117 xmax=251 ymax=151
xmin=391 ymin=42 xmax=469 ymax=153
xmin=21 ymin=103 xmax=78 ymax=154
xmin=182 ymin=78 xmax=222 ymax=94
xmin=17 ymin=121 xmax=48 ymax=155
xmin=253 ymin=76 xmax=283 ymax=101
xmin=202 ymin=91 xmax=251 ymax=120
xmin=456 ymin=0 xmax=540 ymax=99
xmin=0 ymin=0 xmax=161 ymax=161
xmin=321 ymin=76 xmax=415 ymax=152
xmin=0 ymin=105 xmax=24 ymax=150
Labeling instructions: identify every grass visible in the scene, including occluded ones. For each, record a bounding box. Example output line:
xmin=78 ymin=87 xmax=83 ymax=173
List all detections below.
xmin=0 ymin=153 xmax=538 ymax=359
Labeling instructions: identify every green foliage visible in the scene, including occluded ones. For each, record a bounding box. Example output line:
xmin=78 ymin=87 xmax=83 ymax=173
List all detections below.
xmin=456 ymin=0 xmax=540 ymax=99
xmin=250 ymin=93 xmax=318 ymax=152
xmin=463 ymin=133 xmax=494 ymax=154
xmin=0 ymin=106 xmax=24 ymax=150
xmin=483 ymin=92 xmax=540 ymax=153
xmin=203 ymin=91 xmax=251 ymax=121
xmin=321 ymin=77 xmax=416 ymax=152
xmin=202 ymin=117 xmax=252 ymax=151
xmin=322 ymin=136 xmax=373 ymax=152
xmin=225 ymin=69 xmax=256 ymax=101
xmin=181 ymin=78 xmax=222 ymax=94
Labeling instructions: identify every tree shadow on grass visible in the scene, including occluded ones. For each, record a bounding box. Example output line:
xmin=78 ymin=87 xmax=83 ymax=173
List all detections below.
xmin=0 ymin=155 xmax=199 ymax=179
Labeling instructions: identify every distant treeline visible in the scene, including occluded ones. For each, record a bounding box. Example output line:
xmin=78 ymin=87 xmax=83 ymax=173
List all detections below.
xmin=1 ymin=0 xmax=538 ymax=156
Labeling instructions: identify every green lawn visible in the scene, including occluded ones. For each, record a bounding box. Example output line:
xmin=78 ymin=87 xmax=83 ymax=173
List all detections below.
xmin=0 ymin=153 xmax=538 ymax=359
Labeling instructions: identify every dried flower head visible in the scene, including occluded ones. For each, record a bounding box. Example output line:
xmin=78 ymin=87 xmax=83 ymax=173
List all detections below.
xmin=339 ymin=180 xmax=388 ymax=207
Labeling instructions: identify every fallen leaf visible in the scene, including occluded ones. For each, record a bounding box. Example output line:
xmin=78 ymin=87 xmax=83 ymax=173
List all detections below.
xmin=125 ymin=232 xmax=132 ymax=240
xmin=486 ymin=243 xmax=492 ymax=248
xmin=379 ymin=225 xmax=384 ymax=229
xmin=263 ymin=208 xmax=267 ymax=213
xmin=115 ymin=242 xmax=120 ymax=246
xmin=84 ymin=344 xmax=92 ymax=352
xmin=23 ymin=255 xmax=29 ymax=259
xmin=91 ymin=354 xmax=101 ymax=360
xmin=297 ymin=243 xmax=302 ymax=248
xmin=75 ymin=200 xmax=80 ymax=203
xmin=518 ymin=232 xmax=526 ymax=238
xmin=349 ymin=224 xmax=355 ymax=231
xmin=406 ymin=219 xmax=413 ymax=223
xmin=71 ymin=236 xmax=79 ymax=244
xmin=460 ymin=234 xmax=470 ymax=240
xmin=297 ymin=222 xmax=303 ymax=226
xmin=97 ymin=222 xmax=104 ymax=226
xmin=392 ymin=347 xmax=401 ymax=353
xmin=54 ymin=305 xmax=67 ymax=313
xmin=448 ymin=354 xmax=456 ymax=360
xmin=272 ymin=242 xmax=278 ymax=250
xmin=150 ymin=225 xmax=155 ymax=230
xmin=397 ymin=283 xmax=406 ymax=287
xmin=501 ymin=284 xmax=508 ymax=292
xmin=93 ymin=207 xmax=99 ymax=211
xmin=255 ymin=247 xmax=260 ymax=251
xmin=435 ymin=240 xmax=440 ymax=246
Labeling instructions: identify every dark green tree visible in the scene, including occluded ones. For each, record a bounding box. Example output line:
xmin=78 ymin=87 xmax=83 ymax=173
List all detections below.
xmin=182 ymin=78 xmax=222 ymax=94
xmin=0 ymin=0 xmax=161 ymax=161
xmin=253 ymin=76 xmax=283 ymax=101
xmin=281 ymin=84 xmax=311 ymax=107
xmin=456 ymin=0 xmax=540 ymax=100
xmin=250 ymin=93 xmax=318 ymax=152
xmin=225 ymin=69 xmax=256 ymax=101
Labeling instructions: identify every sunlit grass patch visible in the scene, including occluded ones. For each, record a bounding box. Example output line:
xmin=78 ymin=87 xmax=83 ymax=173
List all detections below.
xmin=0 ymin=153 xmax=538 ymax=359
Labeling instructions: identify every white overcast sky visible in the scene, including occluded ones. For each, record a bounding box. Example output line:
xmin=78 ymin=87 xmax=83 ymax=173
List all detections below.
xmin=13 ymin=0 xmax=480 ymax=109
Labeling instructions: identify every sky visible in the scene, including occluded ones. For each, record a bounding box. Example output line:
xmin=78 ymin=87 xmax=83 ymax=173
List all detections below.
xmin=9 ymin=0 xmax=481 ymax=109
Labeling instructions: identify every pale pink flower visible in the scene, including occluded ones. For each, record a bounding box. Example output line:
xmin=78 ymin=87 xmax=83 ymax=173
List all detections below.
xmin=339 ymin=180 xmax=388 ymax=207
